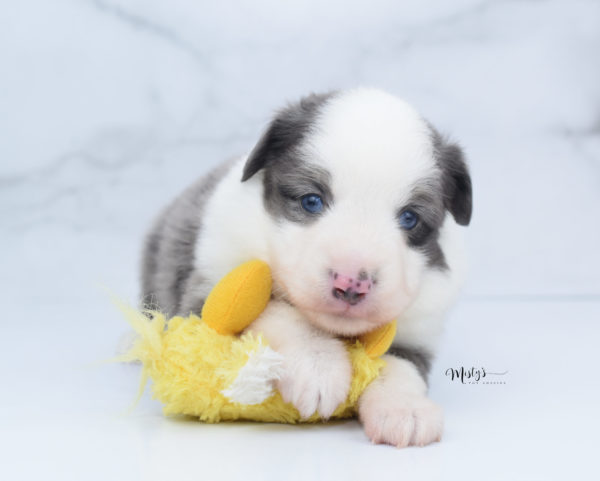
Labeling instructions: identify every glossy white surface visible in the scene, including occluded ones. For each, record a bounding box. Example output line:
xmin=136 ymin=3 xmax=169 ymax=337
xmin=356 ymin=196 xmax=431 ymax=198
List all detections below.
xmin=1 ymin=0 xmax=599 ymax=479
xmin=2 ymin=300 xmax=599 ymax=480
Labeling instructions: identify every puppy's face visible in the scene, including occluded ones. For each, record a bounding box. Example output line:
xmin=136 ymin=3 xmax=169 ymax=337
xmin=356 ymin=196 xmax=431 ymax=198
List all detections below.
xmin=242 ymin=89 xmax=471 ymax=336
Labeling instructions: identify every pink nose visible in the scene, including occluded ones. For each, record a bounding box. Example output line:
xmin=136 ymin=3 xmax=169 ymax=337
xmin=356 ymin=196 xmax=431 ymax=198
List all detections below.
xmin=331 ymin=271 xmax=372 ymax=306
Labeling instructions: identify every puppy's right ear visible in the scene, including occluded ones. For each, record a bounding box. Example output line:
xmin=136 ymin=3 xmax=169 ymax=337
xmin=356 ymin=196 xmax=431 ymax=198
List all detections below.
xmin=241 ymin=117 xmax=294 ymax=181
xmin=241 ymin=93 xmax=334 ymax=182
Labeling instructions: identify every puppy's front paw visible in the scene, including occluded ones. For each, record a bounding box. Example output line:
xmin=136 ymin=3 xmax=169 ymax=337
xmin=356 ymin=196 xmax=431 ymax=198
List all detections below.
xmin=359 ymin=393 xmax=443 ymax=447
xmin=277 ymin=341 xmax=352 ymax=419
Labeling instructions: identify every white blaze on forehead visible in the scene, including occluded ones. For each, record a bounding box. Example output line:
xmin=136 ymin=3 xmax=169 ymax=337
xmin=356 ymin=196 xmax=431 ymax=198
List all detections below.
xmin=308 ymin=88 xmax=437 ymax=206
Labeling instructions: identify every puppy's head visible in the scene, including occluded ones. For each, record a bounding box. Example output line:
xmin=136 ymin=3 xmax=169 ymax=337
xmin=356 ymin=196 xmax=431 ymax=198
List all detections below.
xmin=242 ymin=89 xmax=471 ymax=336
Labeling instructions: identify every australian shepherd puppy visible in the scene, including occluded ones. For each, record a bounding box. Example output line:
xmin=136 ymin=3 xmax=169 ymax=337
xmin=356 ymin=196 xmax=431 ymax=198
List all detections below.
xmin=141 ymin=88 xmax=472 ymax=447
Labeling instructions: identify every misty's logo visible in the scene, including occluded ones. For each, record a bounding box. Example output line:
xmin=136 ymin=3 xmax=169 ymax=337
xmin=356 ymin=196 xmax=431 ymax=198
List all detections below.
xmin=445 ymin=367 xmax=508 ymax=384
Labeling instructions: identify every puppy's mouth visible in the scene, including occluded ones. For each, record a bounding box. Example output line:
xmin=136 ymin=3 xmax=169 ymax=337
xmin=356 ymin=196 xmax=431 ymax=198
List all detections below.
xmin=302 ymin=307 xmax=388 ymax=337
xmin=318 ymin=302 xmax=373 ymax=320
xmin=293 ymin=296 xmax=392 ymax=336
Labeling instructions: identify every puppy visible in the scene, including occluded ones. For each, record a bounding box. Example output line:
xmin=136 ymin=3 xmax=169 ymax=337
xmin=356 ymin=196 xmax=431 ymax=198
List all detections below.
xmin=141 ymin=88 xmax=472 ymax=447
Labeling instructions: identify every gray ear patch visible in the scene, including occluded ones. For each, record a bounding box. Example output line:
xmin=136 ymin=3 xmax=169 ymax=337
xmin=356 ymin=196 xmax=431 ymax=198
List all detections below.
xmin=430 ymin=128 xmax=473 ymax=226
xmin=241 ymin=92 xmax=335 ymax=182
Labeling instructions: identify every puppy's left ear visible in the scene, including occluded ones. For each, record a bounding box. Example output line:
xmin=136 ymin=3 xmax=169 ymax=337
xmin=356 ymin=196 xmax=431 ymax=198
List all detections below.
xmin=435 ymin=136 xmax=472 ymax=226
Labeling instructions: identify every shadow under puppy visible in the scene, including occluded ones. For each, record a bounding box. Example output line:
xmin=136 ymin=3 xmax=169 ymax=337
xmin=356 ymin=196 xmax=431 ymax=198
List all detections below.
xmin=141 ymin=88 xmax=472 ymax=447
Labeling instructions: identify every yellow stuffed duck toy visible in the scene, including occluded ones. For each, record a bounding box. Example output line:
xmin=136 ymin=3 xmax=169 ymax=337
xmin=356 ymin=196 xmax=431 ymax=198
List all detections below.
xmin=121 ymin=260 xmax=396 ymax=423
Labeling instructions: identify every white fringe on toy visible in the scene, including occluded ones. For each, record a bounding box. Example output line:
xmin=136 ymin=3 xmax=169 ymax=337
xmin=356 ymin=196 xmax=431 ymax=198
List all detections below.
xmin=221 ymin=346 xmax=285 ymax=405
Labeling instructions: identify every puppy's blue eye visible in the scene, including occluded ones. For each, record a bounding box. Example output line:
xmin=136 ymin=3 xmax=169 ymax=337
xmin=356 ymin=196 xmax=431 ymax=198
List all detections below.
xmin=398 ymin=210 xmax=419 ymax=230
xmin=301 ymin=194 xmax=324 ymax=214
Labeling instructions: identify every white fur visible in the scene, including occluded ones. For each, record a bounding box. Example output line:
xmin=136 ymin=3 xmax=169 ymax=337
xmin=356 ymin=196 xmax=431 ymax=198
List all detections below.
xmin=245 ymin=301 xmax=352 ymax=419
xmin=195 ymin=157 xmax=270 ymax=288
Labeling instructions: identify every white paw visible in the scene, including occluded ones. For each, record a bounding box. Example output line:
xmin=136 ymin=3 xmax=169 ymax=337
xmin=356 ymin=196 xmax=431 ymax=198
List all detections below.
xmin=359 ymin=393 xmax=443 ymax=447
xmin=277 ymin=340 xmax=352 ymax=419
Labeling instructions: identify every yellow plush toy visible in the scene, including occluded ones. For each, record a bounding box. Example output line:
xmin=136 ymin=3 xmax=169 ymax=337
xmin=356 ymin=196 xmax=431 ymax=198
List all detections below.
xmin=121 ymin=260 xmax=396 ymax=423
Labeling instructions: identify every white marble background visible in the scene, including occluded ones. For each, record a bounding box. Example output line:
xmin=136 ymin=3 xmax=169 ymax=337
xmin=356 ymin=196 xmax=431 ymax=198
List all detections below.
xmin=1 ymin=1 xmax=599 ymax=480
xmin=2 ymin=0 xmax=599 ymax=306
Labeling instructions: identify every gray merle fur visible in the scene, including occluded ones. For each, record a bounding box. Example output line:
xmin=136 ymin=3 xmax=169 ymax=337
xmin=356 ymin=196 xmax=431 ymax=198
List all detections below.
xmin=241 ymin=92 xmax=335 ymax=182
xmin=141 ymin=160 xmax=234 ymax=317
xmin=387 ymin=344 xmax=433 ymax=383
xmin=394 ymin=128 xmax=472 ymax=269
xmin=397 ymin=178 xmax=448 ymax=269
xmin=430 ymin=127 xmax=472 ymax=226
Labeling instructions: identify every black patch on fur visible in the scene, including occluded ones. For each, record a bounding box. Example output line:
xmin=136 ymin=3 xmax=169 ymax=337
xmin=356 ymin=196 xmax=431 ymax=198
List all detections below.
xmin=430 ymin=128 xmax=472 ymax=226
xmin=242 ymin=92 xmax=335 ymax=223
xmin=387 ymin=344 xmax=432 ymax=384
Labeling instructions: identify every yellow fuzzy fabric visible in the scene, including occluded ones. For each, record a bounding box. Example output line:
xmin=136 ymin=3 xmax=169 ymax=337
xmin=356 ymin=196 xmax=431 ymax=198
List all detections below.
xmin=201 ymin=260 xmax=272 ymax=336
xmin=121 ymin=307 xmax=385 ymax=423
xmin=120 ymin=260 xmax=392 ymax=423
